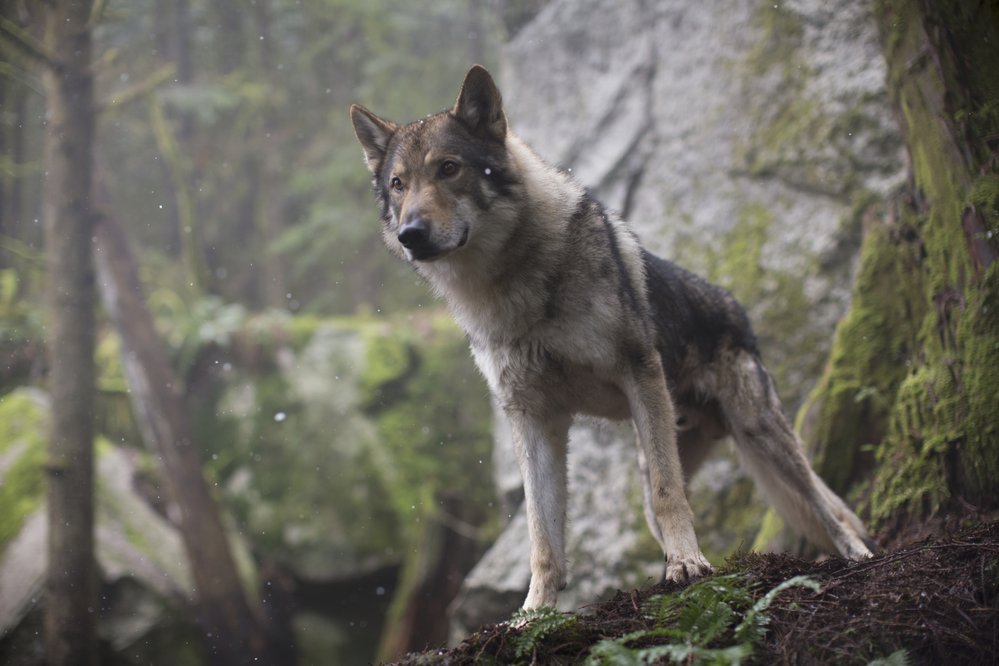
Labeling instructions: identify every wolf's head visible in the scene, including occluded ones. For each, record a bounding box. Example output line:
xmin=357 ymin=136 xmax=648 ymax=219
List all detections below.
xmin=350 ymin=66 xmax=520 ymax=264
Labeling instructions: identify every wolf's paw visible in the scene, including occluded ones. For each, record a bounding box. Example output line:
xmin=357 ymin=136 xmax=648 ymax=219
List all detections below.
xmin=835 ymin=524 xmax=875 ymax=560
xmin=522 ymin=581 xmax=560 ymax=611
xmin=664 ymin=553 xmax=713 ymax=584
xmin=844 ymin=540 xmax=874 ymax=561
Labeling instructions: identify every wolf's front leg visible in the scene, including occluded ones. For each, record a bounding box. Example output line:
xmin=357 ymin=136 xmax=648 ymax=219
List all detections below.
xmin=508 ymin=409 xmax=572 ymax=609
xmin=623 ymin=355 xmax=712 ymax=583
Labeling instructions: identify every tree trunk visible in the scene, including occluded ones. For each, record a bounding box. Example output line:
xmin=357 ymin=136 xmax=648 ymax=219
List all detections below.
xmin=250 ymin=0 xmax=287 ymax=309
xmin=376 ymin=493 xmax=483 ymax=661
xmin=799 ymin=0 xmax=999 ymax=541
xmin=39 ymin=1 xmax=98 ymax=664
xmin=152 ymin=0 xmax=195 ymax=261
xmin=94 ymin=207 xmax=271 ymax=664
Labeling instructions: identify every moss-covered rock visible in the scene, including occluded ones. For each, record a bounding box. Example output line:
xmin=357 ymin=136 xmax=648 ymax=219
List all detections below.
xmin=0 ymin=388 xmax=206 ymax=665
xmin=193 ymin=311 xmax=494 ymax=586
xmin=0 ymin=389 xmax=48 ymax=554
xmin=183 ymin=309 xmax=494 ymax=661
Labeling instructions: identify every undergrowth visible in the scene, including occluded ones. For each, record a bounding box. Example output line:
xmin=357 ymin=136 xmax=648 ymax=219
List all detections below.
xmin=397 ymin=522 xmax=999 ymax=665
xmin=585 ymin=574 xmax=818 ymax=665
xmin=506 ymin=574 xmax=821 ymax=666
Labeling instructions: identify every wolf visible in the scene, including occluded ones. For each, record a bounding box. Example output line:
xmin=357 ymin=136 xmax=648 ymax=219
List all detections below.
xmin=350 ymin=65 xmax=872 ymax=610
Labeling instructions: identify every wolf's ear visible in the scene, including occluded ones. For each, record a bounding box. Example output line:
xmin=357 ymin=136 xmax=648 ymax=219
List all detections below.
xmin=452 ymin=65 xmax=507 ymax=142
xmin=350 ymin=104 xmax=398 ymax=173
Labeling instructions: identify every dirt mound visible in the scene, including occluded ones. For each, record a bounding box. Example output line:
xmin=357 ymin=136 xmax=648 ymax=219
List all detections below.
xmin=393 ymin=521 xmax=999 ymax=664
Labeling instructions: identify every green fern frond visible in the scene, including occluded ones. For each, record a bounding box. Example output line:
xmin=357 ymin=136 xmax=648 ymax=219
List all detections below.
xmin=734 ymin=575 xmax=820 ymax=643
xmin=586 ymin=573 xmax=820 ymax=666
xmin=510 ymin=606 xmax=579 ymax=659
xmin=867 ymin=649 xmax=910 ymax=666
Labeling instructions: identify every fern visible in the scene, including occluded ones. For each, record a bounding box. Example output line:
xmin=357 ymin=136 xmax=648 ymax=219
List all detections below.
xmin=586 ymin=574 xmax=819 ymax=666
xmin=734 ymin=574 xmax=820 ymax=643
xmin=510 ymin=606 xmax=579 ymax=659
xmin=867 ymin=650 xmax=910 ymax=666
xmin=587 ymin=634 xmax=751 ymax=666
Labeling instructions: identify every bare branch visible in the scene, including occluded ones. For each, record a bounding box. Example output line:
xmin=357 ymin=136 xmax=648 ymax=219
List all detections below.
xmin=0 ymin=61 xmax=45 ymax=96
xmin=0 ymin=14 xmax=57 ymax=69
xmin=99 ymin=63 xmax=175 ymax=113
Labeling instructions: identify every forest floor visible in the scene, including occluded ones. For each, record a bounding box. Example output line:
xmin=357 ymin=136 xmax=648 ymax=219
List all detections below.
xmin=392 ymin=520 xmax=999 ymax=665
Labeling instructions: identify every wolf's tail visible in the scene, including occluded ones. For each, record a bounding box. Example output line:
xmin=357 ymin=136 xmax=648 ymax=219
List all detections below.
xmin=720 ymin=352 xmax=873 ymax=560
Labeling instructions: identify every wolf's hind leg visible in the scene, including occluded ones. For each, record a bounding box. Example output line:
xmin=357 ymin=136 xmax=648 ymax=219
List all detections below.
xmin=509 ymin=410 xmax=572 ymax=609
xmin=624 ymin=355 xmax=712 ymax=582
xmin=719 ymin=352 xmax=872 ymax=560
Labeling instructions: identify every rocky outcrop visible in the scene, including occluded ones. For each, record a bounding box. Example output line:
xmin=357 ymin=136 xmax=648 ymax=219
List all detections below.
xmin=450 ymin=0 xmax=905 ymax=637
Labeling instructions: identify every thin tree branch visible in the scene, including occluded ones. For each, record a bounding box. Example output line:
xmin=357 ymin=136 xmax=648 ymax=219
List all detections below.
xmin=0 ymin=61 xmax=45 ymax=96
xmin=99 ymin=63 xmax=175 ymax=113
xmin=86 ymin=0 xmax=107 ymax=31
xmin=0 ymin=14 xmax=58 ymax=69
xmin=147 ymin=89 xmax=207 ymax=292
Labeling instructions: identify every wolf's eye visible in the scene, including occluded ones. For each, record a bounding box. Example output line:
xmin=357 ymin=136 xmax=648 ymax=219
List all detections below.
xmin=390 ymin=176 xmax=404 ymax=192
xmin=439 ymin=160 xmax=459 ymax=178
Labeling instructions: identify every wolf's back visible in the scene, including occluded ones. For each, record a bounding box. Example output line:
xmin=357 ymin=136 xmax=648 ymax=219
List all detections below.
xmin=642 ymin=250 xmax=759 ymax=382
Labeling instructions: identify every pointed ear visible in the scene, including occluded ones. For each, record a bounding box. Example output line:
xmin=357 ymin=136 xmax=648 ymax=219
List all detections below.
xmin=452 ymin=65 xmax=507 ymax=142
xmin=350 ymin=104 xmax=398 ymax=173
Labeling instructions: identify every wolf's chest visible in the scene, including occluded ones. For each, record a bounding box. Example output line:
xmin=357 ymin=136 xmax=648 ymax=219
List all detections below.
xmin=468 ymin=334 xmax=632 ymax=420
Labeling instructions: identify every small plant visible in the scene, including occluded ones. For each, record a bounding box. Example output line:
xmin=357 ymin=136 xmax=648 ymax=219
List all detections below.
xmin=510 ymin=606 xmax=580 ymax=660
xmin=867 ymin=650 xmax=910 ymax=666
xmin=585 ymin=574 xmax=820 ymax=666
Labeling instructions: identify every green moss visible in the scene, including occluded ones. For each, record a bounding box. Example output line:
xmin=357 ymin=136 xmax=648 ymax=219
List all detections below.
xmin=93 ymin=332 xmax=142 ymax=447
xmin=744 ymin=2 xmax=805 ymax=78
xmin=737 ymin=2 xmax=902 ymax=198
xmin=361 ymin=312 xmax=495 ymax=541
xmin=868 ymin=367 xmax=953 ymax=523
xmin=749 ymin=510 xmax=784 ymax=552
xmin=360 ymin=326 xmax=418 ymax=409
xmin=952 ymin=264 xmax=999 ymax=504
xmin=803 ymin=0 xmax=999 ymax=533
xmin=970 ymin=174 xmax=999 ymax=225
xmin=189 ymin=312 xmax=496 ymax=581
xmin=0 ymin=389 xmax=49 ymax=551
xmin=805 ymin=187 xmax=996 ymax=527
xmin=693 ymin=471 xmax=766 ymax=566
xmin=802 ymin=201 xmax=927 ymax=492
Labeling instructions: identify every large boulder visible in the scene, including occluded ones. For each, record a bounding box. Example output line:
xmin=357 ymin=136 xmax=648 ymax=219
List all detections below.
xmin=186 ymin=310 xmax=495 ymax=663
xmin=0 ymin=388 xmax=204 ymax=665
xmin=450 ymin=0 xmax=905 ymax=636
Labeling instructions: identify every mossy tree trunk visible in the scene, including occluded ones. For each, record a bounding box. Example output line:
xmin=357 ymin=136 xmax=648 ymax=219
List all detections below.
xmin=801 ymin=0 xmax=999 ymax=539
xmin=39 ymin=1 xmax=98 ymax=664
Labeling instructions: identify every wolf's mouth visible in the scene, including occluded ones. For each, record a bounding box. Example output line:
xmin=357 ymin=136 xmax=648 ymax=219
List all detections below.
xmin=411 ymin=226 xmax=469 ymax=262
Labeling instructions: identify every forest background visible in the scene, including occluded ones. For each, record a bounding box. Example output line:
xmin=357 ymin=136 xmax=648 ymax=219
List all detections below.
xmin=1 ymin=0 xmax=997 ymax=665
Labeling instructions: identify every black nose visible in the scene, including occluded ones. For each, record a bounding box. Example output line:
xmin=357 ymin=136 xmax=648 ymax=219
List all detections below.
xmin=398 ymin=219 xmax=430 ymax=249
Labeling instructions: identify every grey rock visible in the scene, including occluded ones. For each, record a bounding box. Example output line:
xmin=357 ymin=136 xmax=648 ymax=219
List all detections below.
xmin=0 ymin=436 xmax=196 ymax=655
